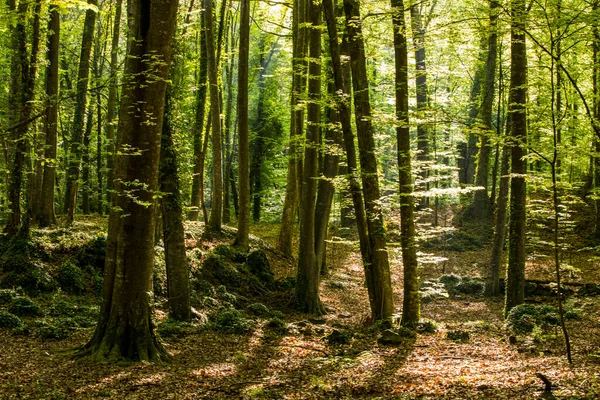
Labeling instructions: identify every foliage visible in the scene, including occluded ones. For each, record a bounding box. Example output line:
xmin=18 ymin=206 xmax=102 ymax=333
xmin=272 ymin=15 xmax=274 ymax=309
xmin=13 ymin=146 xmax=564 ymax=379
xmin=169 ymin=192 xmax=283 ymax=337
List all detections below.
xmin=0 ymin=310 xmax=22 ymax=328
xmin=8 ymin=296 xmax=42 ymax=317
xmin=58 ymin=262 xmax=86 ymax=295
xmin=246 ymin=249 xmax=274 ymax=286
xmin=211 ymin=309 xmax=253 ymax=334
xmin=157 ymin=320 xmax=201 ymax=338
xmin=246 ymin=302 xmax=270 ymax=317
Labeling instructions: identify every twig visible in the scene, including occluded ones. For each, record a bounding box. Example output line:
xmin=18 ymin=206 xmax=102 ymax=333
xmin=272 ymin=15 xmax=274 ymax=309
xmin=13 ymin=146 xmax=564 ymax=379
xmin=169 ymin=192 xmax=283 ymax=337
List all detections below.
xmin=273 ymin=344 xmax=330 ymax=356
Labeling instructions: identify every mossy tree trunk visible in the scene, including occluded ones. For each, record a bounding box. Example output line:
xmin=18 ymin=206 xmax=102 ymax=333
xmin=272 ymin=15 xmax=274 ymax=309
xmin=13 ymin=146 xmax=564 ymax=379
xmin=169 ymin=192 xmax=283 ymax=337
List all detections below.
xmin=505 ymin=0 xmax=528 ymax=316
xmin=295 ymin=0 xmax=325 ymax=315
xmin=38 ymin=5 xmax=60 ymax=228
xmin=64 ymin=0 xmax=97 ymax=225
xmin=205 ymin=0 xmax=223 ymax=233
xmin=278 ymin=0 xmax=307 ymax=256
xmin=77 ymin=0 xmax=178 ymax=362
xmin=235 ymin=0 xmax=251 ymax=252
xmin=392 ymin=0 xmax=420 ymax=327
xmin=344 ymin=0 xmax=394 ymax=320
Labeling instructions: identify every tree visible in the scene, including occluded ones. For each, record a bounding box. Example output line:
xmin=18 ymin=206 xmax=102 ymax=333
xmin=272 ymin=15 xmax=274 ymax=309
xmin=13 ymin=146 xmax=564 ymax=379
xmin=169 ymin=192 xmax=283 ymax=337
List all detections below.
xmin=505 ymin=0 xmax=528 ymax=316
xmin=205 ymin=0 xmax=223 ymax=233
xmin=234 ymin=0 xmax=251 ymax=251
xmin=64 ymin=0 xmax=98 ymax=225
xmin=295 ymin=0 xmax=325 ymax=315
xmin=38 ymin=4 xmax=60 ymax=228
xmin=344 ymin=0 xmax=394 ymax=320
xmin=77 ymin=0 xmax=178 ymax=362
xmin=392 ymin=0 xmax=420 ymax=327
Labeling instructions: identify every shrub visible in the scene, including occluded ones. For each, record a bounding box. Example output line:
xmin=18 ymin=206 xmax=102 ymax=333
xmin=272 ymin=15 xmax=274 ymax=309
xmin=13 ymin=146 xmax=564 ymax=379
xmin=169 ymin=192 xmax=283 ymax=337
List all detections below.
xmin=34 ymin=318 xmax=77 ymax=340
xmin=213 ymin=309 xmax=252 ymax=334
xmin=439 ymin=274 xmax=461 ymax=287
xmin=0 ymin=310 xmax=22 ymax=328
xmin=73 ymin=235 xmax=106 ymax=271
xmin=58 ymin=262 xmax=87 ymax=295
xmin=157 ymin=320 xmax=197 ymax=338
xmin=416 ymin=319 xmax=437 ymax=334
xmin=246 ymin=303 xmax=270 ymax=317
xmin=9 ymin=297 xmax=42 ymax=317
xmin=2 ymin=265 xmax=59 ymax=295
xmin=266 ymin=317 xmax=288 ymax=334
xmin=0 ymin=289 xmax=17 ymax=304
xmin=455 ymin=277 xmax=484 ymax=295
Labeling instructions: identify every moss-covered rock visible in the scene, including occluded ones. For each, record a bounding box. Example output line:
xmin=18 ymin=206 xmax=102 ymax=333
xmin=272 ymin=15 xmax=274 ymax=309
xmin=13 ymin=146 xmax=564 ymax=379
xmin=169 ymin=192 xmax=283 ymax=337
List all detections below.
xmin=212 ymin=309 xmax=252 ymax=334
xmin=9 ymin=296 xmax=42 ymax=317
xmin=246 ymin=249 xmax=274 ymax=286
xmin=0 ymin=310 xmax=23 ymax=328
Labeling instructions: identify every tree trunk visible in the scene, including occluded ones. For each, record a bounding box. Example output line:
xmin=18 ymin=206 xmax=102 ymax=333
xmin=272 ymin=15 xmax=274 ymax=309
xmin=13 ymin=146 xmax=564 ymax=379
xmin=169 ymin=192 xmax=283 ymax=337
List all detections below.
xmin=105 ymin=0 xmax=123 ymax=213
xmin=392 ymin=0 xmax=420 ymax=327
xmin=471 ymin=0 xmax=499 ymax=220
xmin=505 ymin=0 xmax=528 ymax=316
xmin=487 ymin=124 xmax=510 ymax=296
xmin=295 ymin=0 xmax=325 ymax=315
xmin=205 ymin=0 xmax=223 ymax=233
xmin=410 ymin=4 xmax=431 ymax=201
xmin=278 ymin=0 xmax=308 ymax=256
xmin=234 ymin=0 xmax=251 ymax=251
xmin=38 ymin=5 xmax=60 ymax=227
xmin=77 ymin=0 xmax=178 ymax=362
xmin=160 ymin=93 xmax=191 ymax=323
xmin=64 ymin=0 xmax=98 ymax=224
xmin=344 ymin=0 xmax=394 ymax=320
xmin=222 ymin=28 xmax=236 ymax=225
xmin=189 ymin=10 xmax=209 ymax=221
xmin=323 ymin=0 xmax=373 ymax=311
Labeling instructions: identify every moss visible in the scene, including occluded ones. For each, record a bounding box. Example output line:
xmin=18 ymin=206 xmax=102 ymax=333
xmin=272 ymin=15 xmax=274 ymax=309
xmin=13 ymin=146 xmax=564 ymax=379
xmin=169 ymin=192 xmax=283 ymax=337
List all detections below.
xmin=157 ymin=320 xmax=199 ymax=338
xmin=34 ymin=318 xmax=78 ymax=340
xmin=2 ymin=264 xmax=59 ymax=295
xmin=246 ymin=249 xmax=274 ymax=286
xmin=246 ymin=302 xmax=270 ymax=317
xmin=213 ymin=244 xmax=246 ymax=263
xmin=0 ymin=289 xmax=17 ymax=304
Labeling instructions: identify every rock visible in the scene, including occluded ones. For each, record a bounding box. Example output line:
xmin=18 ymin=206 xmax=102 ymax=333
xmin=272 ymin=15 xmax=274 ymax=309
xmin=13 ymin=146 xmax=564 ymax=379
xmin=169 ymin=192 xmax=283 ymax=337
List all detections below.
xmin=378 ymin=329 xmax=405 ymax=345
xmin=447 ymin=330 xmax=470 ymax=342
xmin=309 ymin=318 xmax=326 ymax=325
xmin=326 ymin=329 xmax=352 ymax=345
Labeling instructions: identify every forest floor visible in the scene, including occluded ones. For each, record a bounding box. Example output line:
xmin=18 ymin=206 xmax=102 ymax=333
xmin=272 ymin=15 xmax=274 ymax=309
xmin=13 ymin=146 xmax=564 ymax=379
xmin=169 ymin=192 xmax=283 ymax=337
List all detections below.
xmin=1 ymin=216 xmax=600 ymax=399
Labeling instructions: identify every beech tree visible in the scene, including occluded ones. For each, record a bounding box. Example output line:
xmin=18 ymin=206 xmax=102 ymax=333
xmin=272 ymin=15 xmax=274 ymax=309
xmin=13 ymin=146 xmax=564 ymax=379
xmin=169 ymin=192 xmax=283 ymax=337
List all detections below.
xmin=77 ymin=0 xmax=178 ymax=362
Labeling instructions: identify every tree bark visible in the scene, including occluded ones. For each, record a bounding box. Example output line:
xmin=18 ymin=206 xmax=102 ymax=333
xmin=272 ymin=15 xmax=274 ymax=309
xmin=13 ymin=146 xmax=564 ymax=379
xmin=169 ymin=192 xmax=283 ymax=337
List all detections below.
xmin=505 ymin=0 xmax=528 ymax=316
xmin=344 ymin=0 xmax=394 ymax=320
xmin=234 ymin=0 xmax=251 ymax=251
xmin=64 ymin=0 xmax=98 ymax=224
xmin=77 ymin=0 xmax=178 ymax=362
xmin=392 ymin=0 xmax=420 ymax=327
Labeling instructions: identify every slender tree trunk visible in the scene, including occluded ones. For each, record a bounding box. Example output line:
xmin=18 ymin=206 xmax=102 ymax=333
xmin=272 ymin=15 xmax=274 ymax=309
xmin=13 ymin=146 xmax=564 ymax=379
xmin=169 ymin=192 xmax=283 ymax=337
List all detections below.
xmin=323 ymin=0 xmax=373 ymax=310
xmin=204 ymin=0 xmax=223 ymax=233
xmin=160 ymin=93 xmax=191 ymax=322
xmin=105 ymin=0 xmax=123 ymax=212
xmin=189 ymin=12 xmax=209 ymax=221
xmin=296 ymin=0 xmax=325 ymax=315
xmin=222 ymin=24 xmax=236 ymax=225
xmin=471 ymin=0 xmax=499 ymax=220
xmin=64 ymin=0 xmax=98 ymax=224
xmin=410 ymin=4 xmax=431 ymax=201
xmin=38 ymin=5 xmax=60 ymax=227
xmin=77 ymin=0 xmax=178 ymax=362
xmin=278 ymin=0 xmax=308 ymax=256
xmin=487 ymin=124 xmax=510 ymax=296
xmin=82 ymin=103 xmax=93 ymax=215
xmin=344 ymin=0 xmax=394 ymax=320
xmin=505 ymin=0 xmax=528 ymax=316
xmin=593 ymin=1 xmax=600 ymax=238
xmin=392 ymin=0 xmax=420 ymax=327
xmin=234 ymin=0 xmax=251 ymax=251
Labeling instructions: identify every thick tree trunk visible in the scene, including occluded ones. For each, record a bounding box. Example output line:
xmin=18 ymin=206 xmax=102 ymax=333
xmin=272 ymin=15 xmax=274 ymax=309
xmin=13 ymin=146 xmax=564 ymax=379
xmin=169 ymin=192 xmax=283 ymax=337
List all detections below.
xmin=38 ymin=6 xmax=60 ymax=227
xmin=278 ymin=0 xmax=308 ymax=256
xmin=234 ymin=0 xmax=251 ymax=251
xmin=392 ymin=0 xmax=420 ymax=327
xmin=295 ymin=0 xmax=325 ymax=315
xmin=344 ymin=0 xmax=394 ymax=320
xmin=64 ymin=0 xmax=98 ymax=224
xmin=77 ymin=0 xmax=178 ymax=362
xmin=205 ymin=0 xmax=223 ymax=233
xmin=105 ymin=0 xmax=123 ymax=212
xmin=505 ymin=0 xmax=528 ymax=316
